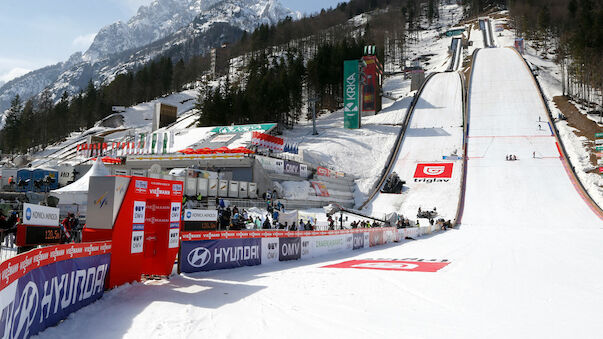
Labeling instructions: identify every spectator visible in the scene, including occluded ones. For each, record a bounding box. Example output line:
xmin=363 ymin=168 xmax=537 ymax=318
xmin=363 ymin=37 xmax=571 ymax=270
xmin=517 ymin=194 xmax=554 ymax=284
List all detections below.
xmin=255 ymin=217 xmax=262 ymax=229
xmin=60 ymin=213 xmax=73 ymax=243
xmin=298 ymin=219 xmax=305 ymax=231
xmin=272 ymin=210 xmax=279 ymax=222
xmin=262 ymin=218 xmax=271 ymax=229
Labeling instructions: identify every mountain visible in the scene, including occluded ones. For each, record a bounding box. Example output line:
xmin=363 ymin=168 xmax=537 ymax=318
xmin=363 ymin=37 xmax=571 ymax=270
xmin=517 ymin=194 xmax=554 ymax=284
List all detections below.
xmin=0 ymin=0 xmax=300 ymax=113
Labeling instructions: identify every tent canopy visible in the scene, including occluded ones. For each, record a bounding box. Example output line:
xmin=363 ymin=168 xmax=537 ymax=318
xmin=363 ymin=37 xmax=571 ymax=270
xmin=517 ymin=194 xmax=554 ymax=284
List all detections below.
xmin=50 ymin=158 xmax=110 ymax=204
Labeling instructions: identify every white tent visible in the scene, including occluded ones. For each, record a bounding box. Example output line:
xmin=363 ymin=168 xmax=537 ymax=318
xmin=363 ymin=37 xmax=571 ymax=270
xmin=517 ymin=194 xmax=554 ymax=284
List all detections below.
xmin=50 ymin=158 xmax=110 ymax=205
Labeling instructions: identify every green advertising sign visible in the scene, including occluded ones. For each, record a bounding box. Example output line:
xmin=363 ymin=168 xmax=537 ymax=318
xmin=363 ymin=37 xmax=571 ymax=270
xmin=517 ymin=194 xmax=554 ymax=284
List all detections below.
xmin=595 ymin=132 xmax=603 ymax=138
xmin=343 ymin=60 xmax=360 ymax=129
xmin=210 ymin=123 xmax=277 ymax=134
xmin=597 ymin=146 xmax=603 ymax=151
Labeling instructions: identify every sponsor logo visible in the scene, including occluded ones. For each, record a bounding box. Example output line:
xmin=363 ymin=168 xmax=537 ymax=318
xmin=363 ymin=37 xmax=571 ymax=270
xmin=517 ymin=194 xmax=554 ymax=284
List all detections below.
xmin=172 ymin=184 xmax=182 ymax=193
xmin=323 ymin=260 xmax=449 ymax=272
xmin=94 ymin=192 xmax=108 ymax=208
xmin=149 ymin=188 xmax=170 ymax=197
xmin=135 ymin=180 xmax=148 ymax=193
xmin=279 ymin=237 xmax=301 ymax=261
xmin=413 ymin=163 xmax=453 ymax=178
xmin=186 ymin=211 xmax=191 ymax=219
xmin=181 ymin=239 xmax=261 ymax=272
xmin=25 ymin=208 xmax=31 ymax=221
xmin=266 ymin=241 xmax=278 ymax=260
xmin=187 ymin=247 xmax=211 ymax=268
xmin=353 ymin=232 xmax=364 ymax=250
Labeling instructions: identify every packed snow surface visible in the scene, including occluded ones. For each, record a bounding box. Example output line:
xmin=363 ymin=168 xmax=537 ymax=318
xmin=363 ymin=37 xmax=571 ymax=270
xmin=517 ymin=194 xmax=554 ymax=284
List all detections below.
xmin=365 ymin=72 xmax=464 ymax=222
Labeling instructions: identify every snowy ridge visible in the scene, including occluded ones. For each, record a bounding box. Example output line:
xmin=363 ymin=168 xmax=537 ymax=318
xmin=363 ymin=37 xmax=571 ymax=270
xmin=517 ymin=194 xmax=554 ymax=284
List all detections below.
xmin=0 ymin=0 xmax=299 ymax=113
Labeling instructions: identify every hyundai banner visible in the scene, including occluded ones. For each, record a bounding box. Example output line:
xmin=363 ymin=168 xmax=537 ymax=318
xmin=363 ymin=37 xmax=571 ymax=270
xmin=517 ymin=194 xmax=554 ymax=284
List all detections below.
xmin=0 ymin=245 xmax=110 ymax=339
xmin=180 ymin=238 xmax=261 ymax=273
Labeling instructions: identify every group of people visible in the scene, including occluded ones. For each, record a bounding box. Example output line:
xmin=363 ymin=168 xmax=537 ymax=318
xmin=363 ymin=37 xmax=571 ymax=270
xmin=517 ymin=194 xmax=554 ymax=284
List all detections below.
xmin=505 ymin=154 xmax=518 ymax=161
xmin=217 ymin=205 xmax=253 ymax=229
xmin=349 ymin=220 xmax=381 ymax=228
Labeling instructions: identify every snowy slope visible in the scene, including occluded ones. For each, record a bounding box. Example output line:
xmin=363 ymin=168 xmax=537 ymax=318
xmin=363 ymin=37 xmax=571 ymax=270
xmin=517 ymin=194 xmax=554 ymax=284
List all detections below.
xmin=464 ymin=47 xmax=601 ymax=227
xmin=365 ymin=72 xmax=464 ymax=222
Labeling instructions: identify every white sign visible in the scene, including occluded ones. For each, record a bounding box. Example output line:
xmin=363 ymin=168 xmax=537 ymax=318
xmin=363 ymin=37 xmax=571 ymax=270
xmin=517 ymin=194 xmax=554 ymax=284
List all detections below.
xmin=22 ymin=203 xmax=59 ymax=226
xmin=132 ymin=201 xmax=146 ymax=224
xmin=170 ymin=202 xmax=181 ymax=222
xmin=211 ymin=134 xmax=236 ymax=143
xmin=169 ymin=227 xmax=179 ymax=248
xmin=131 ymin=224 xmax=144 ymax=254
xmin=184 ymin=209 xmax=218 ymax=222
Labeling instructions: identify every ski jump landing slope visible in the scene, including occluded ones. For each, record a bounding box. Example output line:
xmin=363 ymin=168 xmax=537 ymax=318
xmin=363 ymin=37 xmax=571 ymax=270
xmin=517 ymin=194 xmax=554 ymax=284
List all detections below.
xmin=38 ymin=49 xmax=603 ymax=339
xmin=367 ymin=72 xmax=464 ymax=222
xmin=463 ymin=47 xmax=601 ymax=226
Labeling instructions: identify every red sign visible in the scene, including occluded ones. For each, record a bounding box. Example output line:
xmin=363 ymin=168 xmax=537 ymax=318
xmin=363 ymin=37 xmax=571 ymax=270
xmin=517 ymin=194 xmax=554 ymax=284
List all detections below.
xmin=413 ymin=163 xmax=453 ymax=178
xmin=599 ymin=166 xmax=603 ymax=174
xmin=323 ymin=260 xmax=449 ymax=272
xmin=316 ymin=166 xmax=331 ymax=177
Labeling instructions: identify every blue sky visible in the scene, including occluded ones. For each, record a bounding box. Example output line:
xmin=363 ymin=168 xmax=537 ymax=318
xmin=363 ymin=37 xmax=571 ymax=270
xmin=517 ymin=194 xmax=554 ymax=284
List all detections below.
xmin=0 ymin=0 xmax=343 ymax=83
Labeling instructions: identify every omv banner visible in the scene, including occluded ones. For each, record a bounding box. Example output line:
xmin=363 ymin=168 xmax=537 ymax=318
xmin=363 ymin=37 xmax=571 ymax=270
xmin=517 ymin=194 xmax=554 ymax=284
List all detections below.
xmin=180 ymin=238 xmax=261 ymax=273
xmin=0 ymin=242 xmax=111 ymax=339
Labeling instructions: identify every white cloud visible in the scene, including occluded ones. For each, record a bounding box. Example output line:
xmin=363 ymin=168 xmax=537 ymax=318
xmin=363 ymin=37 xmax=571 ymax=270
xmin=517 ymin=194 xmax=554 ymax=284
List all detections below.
xmin=72 ymin=33 xmax=97 ymax=51
xmin=0 ymin=67 xmax=31 ymax=83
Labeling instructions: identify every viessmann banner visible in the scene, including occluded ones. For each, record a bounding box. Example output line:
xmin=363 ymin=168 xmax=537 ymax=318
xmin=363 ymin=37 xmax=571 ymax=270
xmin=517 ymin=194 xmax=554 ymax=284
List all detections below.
xmin=343 ymin=60 xmax=360 ymax=129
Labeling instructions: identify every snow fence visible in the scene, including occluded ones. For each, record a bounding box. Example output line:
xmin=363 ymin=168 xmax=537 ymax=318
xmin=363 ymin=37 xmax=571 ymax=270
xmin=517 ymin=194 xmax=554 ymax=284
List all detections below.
xmin=0 ymin=241 xmax=112 ymax=338
xmin=179 ymin=227 xmax=440 ymax=273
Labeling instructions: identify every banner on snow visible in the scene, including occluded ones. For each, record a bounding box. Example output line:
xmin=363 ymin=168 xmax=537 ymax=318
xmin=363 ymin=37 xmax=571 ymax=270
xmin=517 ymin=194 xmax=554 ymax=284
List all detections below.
xmin=0 ymin=244 xmax=110 ymax=339
xmin=180 ymin=238 xmax=261 ymax=272
xmin=278 ymin=237 xmax=301 ymax=261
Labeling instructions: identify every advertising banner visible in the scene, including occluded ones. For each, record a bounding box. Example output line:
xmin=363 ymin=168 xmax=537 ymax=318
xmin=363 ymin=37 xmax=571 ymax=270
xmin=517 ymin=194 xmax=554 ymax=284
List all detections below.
xmin=211 ymin=123 xmax=277 ymax=134
xmin=284 ymin=160 xmax=300 ymax=176
xmin=0 ymin=243 xmax=111 ymax=339
xmin=299 ymin=164 xmax=308 ymax=178
xmin=183 ymin=210 xmax=218 ymax=231
xmin=22 ymin=203 xmax=59 ymax=227
xmin=310 ymin=235 xmax=347 ymax=257
xmin=261 ymin=238 xmax=279 ymax=265
xmin=353 ymin=232 xmax=365 ymax=250
xmin=369 ymin=229 xmax=384 ymax=247
xmin=413 ymin=163 xmax=453 ymax=179
xmin=180 ymin=238 xmax=261 ymax=272
xmin=278 ymin=237 xmax=301 ymax=261
xmin=344 ymin=60 xmax=360 ymax=129
xmin=311 ymin=182 xmax=329 ymax=197
xmin=316 ymin=167 xmax=331 ymax=177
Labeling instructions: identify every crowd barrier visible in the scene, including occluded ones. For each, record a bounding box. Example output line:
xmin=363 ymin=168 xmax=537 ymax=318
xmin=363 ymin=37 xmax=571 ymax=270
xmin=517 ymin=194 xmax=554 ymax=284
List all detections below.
xmin=179 ymin=227 xmax=440 ymax=273
xmin=0 ymin=225 xmax=442 ymax=338
xmin=0 ymin=241 xmax=111 ymax=338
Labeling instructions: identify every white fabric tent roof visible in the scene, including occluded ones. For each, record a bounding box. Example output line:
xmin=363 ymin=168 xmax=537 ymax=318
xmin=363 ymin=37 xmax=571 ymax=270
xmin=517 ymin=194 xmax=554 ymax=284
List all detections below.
xmin=50 ymin=158 xmax=110 ymax=204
